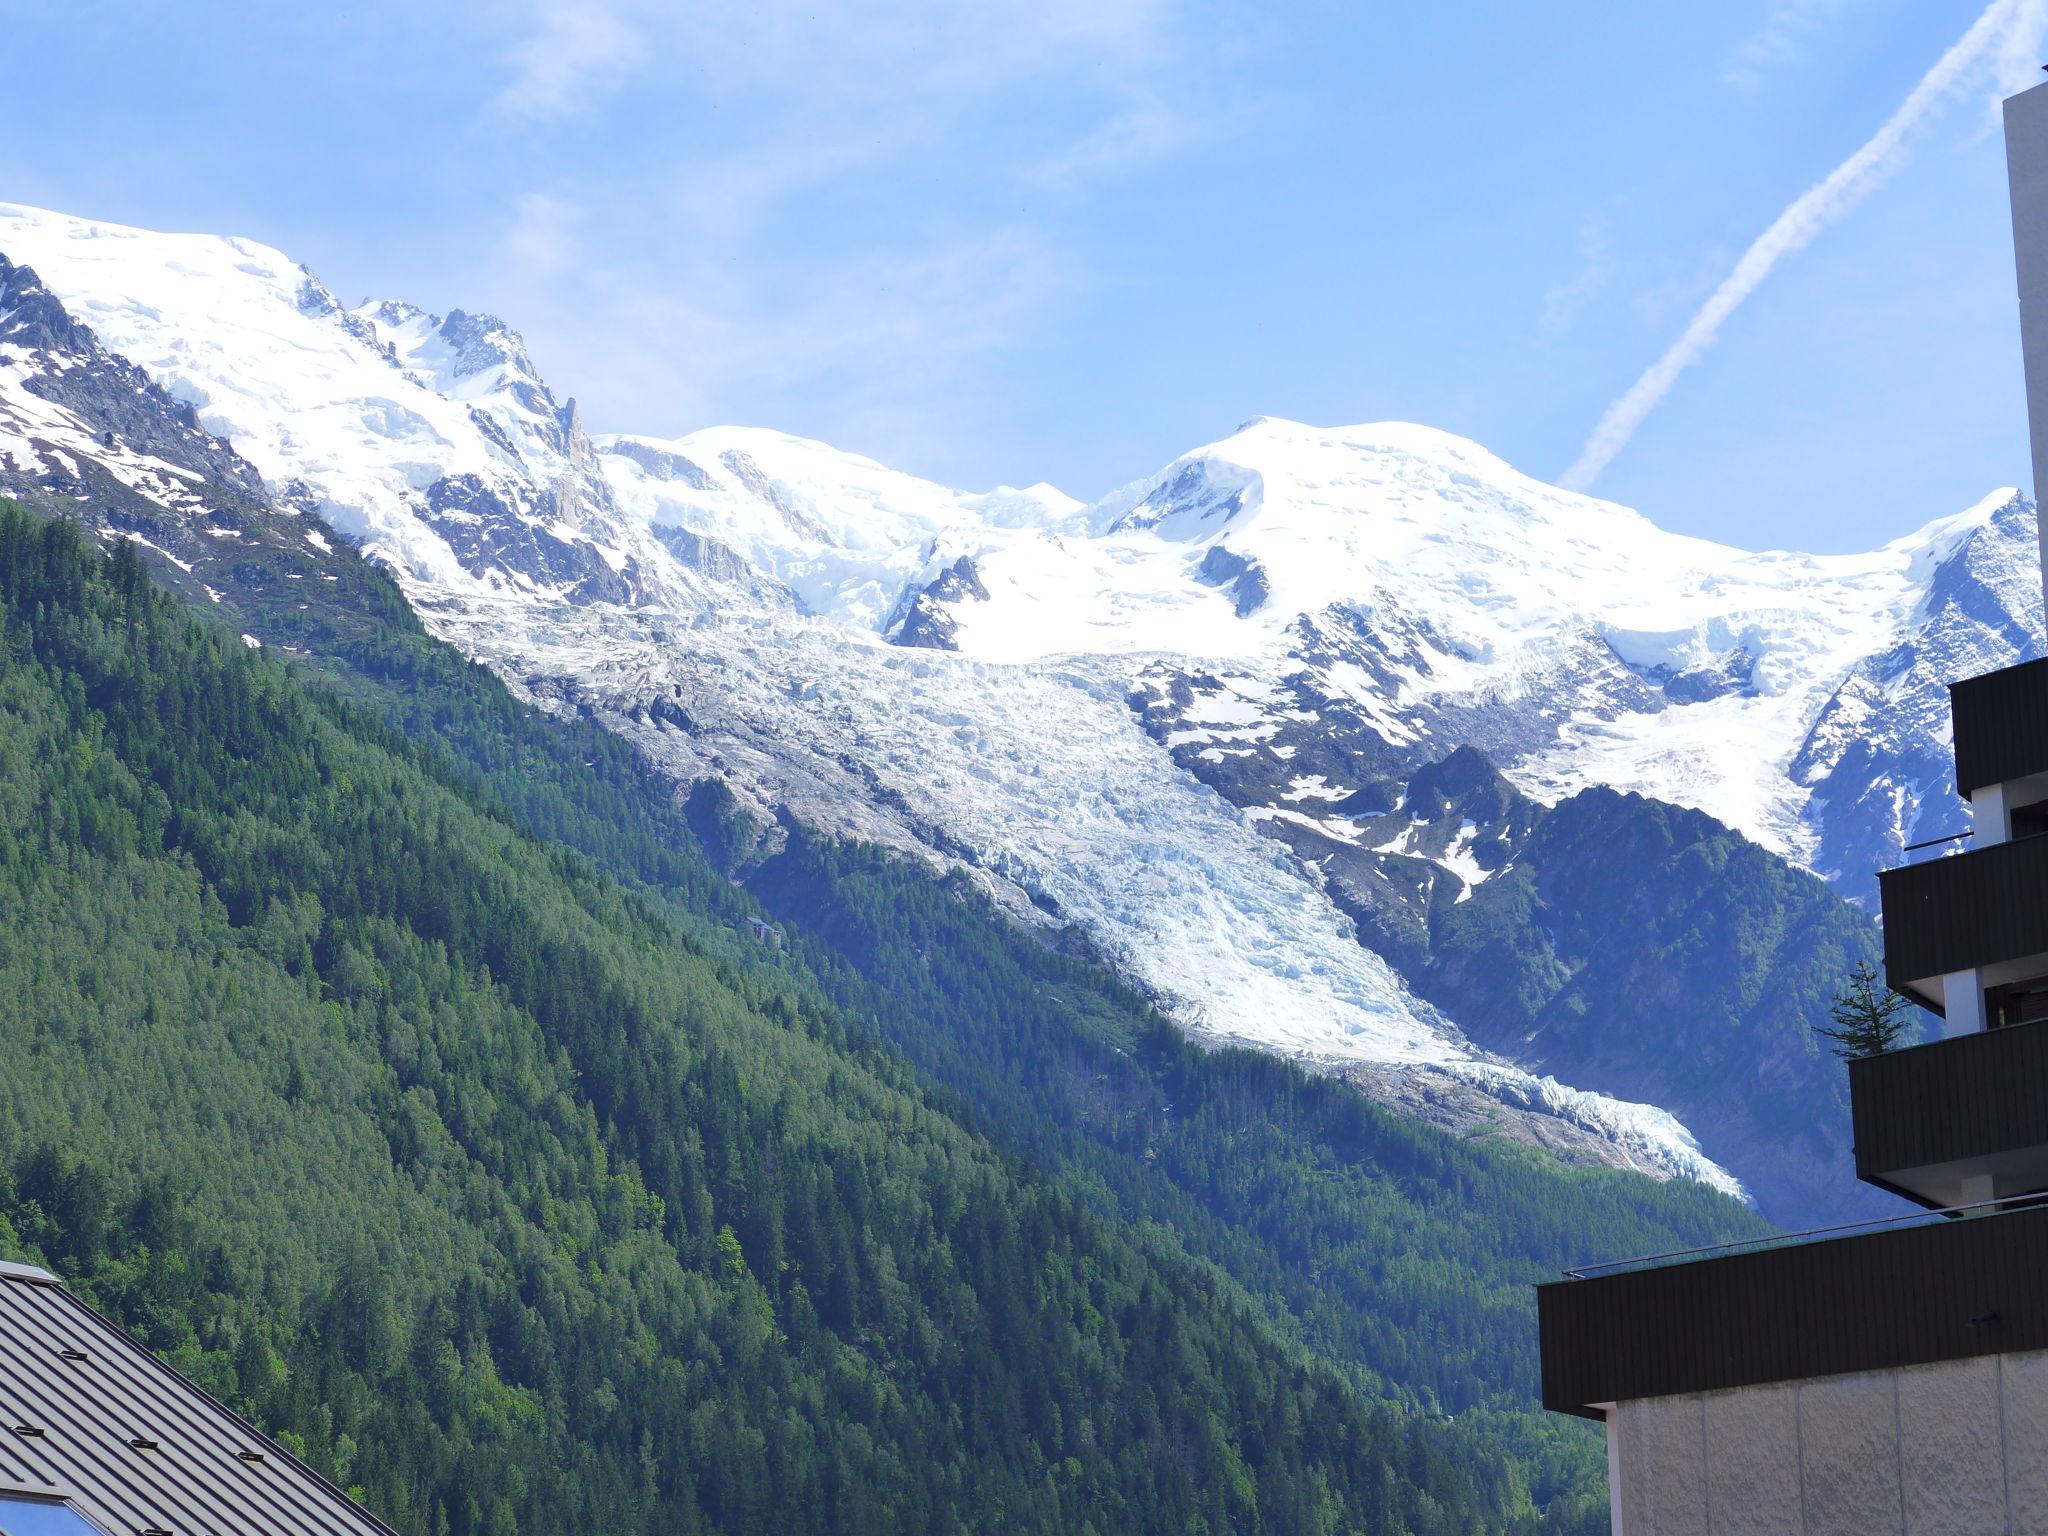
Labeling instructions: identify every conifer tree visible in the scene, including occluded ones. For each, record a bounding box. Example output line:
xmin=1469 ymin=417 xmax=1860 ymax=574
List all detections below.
xmin=1814 ymin=961 xmax=1912 ymax=1058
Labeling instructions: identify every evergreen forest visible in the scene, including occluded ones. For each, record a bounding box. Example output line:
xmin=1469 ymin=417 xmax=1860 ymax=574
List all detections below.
xmin=0 ymin=505 xmax=1767 ymax=1533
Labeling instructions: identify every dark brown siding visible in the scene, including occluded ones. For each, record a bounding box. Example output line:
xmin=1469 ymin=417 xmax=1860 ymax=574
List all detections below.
xmin=1851 ymin=1019 xmax=2048 ymax=1191
xmin=1879 ymin=832 xmax=2048 ymax=988
xmin=1951 ymin=658 xmax=2048 ymax=798
xmin=1538 ymin=1203 xmax=2048 ymax=1417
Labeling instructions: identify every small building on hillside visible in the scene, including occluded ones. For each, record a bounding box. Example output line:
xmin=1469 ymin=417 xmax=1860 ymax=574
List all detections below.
xmin=1537 ymin=76 xmax=2048 ymax=1535
xmin=0 ymin=1259 xmax=392 ymax=1536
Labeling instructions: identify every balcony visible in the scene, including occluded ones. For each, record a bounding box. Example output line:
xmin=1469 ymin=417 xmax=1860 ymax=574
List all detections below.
xmin=1879 ymin=831 xmax=2048 ymax=1001
xmin=1850 ymin=1017 xmax=2048 ymax=1206
xmin=1951 ymin=657 xmax=2048 ymax=798
xmin=1539 ymin=1200 xmax=2048 ymax=1418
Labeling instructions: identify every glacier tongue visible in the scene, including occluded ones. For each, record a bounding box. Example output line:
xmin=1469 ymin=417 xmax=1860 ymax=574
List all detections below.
xmin=429 ymin=591 xmax=1750 ymax=1198
xmin=20 ymin=199 xmax=2045 ymax=1202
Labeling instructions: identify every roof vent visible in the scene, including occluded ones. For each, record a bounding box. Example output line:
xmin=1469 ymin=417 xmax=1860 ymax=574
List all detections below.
xmin=11 ymin=1424 xmax=44 ymax=1438
xmin=235 ymin=1451 xmax=266 ymax=1465
xmin=128 ymin=1437 xmax=159 ymax=1452
xmin=140 ymin=1525 xmax=171 ymax=1535
xmin=58 ymin=1348 xmax=88 ymax=1362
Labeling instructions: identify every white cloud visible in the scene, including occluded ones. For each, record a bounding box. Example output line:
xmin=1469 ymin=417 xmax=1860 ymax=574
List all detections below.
xmin=1993 ymin=0 xmax=2048 ymax=103
xmin=663 ymin=0 xmax=1174 ymax=98
xmin=500 ymin=221 xmax=1069 ymax=469
xmin=1562 ymin=0 xmax=2045 ymax=492
xmin=1030 ymin=101 xmax=1214 ymax=188
xmin=468 ymin=0 xmax=1240 ymax=475
xmin=503 ymin=192 xmax=583 ymax=277
xmin=1724 ymin=0 xmax=1863 ymax=89
xmin=496 ymin=1 xmax=643 ymax=119
xmin=1540 ymin=218 xmax=1611 ymax=336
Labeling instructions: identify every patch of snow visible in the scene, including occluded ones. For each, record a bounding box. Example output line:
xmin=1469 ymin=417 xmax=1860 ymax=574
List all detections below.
xmin=1437 ymin=820 xmax=1490 ymax=899
xmin=1281 ymin=774 xmax=1349 ymax=803
xmin=113 ymin=529 xmax=192 ymax=573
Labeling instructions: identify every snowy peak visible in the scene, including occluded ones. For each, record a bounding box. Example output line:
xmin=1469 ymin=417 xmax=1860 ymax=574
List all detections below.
xmin=598 ymin=424 xmax=1082 ymax=627
xmin=1102 ymin=415 xmax=1655 ymax=554
xmin=0 ymin=256 xmax=95 ymax=355
xmin=1791 ymin=488 xmax=2042 ymax=903
xmin=0 ymin=201 xmax=649 ymax=606
xmin=1105 ymin=451 xmax=1262 ymax=537
xmin=1906 ymin=489 xmax=2039 ymax=653
xmin=0 ymin=251 xmax=377 ymax=631
xmin=353 ymin=298 xmax=565 ymax=452
xmin=5 ymin=194 xmax=2033 ymax=895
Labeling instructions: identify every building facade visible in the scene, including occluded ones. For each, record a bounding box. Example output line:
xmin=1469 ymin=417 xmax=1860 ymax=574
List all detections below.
xmin=1538 ymin=77 xmax=2048 ymax=1536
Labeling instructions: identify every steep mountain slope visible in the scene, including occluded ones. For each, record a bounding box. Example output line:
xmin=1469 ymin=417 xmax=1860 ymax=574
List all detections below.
xmin=0 ymin=210 xmax=633 ymax=602
xmin=0 ymin=505 xmax=1604 ymax=1533
xmin=0 ymin=253 xmax=361 ymax=609
xmin=4 ymin=201 xmax=2026 ymax=1217
xmin=1094 ymin=422 xmax=2039 ymax=909
xmin=0 ymin=504 xmax=1782 ymax=1532
xmin=1285 ymin=747 xmax=1897 ymax=1225
xmin=0 ymin=204 xmax=1748 ymax=1192
xmin=599 ymin=411 xmax=2039 ymax=912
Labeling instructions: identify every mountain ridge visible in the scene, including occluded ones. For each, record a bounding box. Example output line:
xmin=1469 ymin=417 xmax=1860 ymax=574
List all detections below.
xmin=3 ymin=198 xmax=2030 ymax=1219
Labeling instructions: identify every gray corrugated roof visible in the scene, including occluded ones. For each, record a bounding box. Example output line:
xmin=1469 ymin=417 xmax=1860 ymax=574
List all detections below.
xmin=0 ymin=1266 xmax=395 ymax=1536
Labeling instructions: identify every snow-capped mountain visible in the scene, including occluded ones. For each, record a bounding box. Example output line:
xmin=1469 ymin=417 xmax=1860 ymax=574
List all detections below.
xmin=587 ymin=410 xmax=2043 ymax=909
xmin=5 ymin=201 xmax=2039 ymax=1215
xmin=0 ymin=250 xmax=368 ymax=621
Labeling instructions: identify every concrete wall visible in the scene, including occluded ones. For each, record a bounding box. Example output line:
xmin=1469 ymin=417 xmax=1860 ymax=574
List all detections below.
xmin=1607 ymin=1347 xmax=2048 ymax=1535
xmin=2007 ymin=81 xmax=2048 ymax=601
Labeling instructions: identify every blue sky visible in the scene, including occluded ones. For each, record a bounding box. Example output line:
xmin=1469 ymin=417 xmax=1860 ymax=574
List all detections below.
xmin=4 ymin=0 xmax=2045 ymax=551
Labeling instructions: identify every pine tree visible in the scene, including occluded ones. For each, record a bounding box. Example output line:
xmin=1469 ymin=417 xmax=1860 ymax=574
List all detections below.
xmin=1814 ymin=961 xmax=1912 ymax=1059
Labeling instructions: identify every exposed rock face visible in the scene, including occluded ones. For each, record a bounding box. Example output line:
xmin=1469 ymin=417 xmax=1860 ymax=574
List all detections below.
xmin=422 ymin=472 xmax=639 ymax=604
xmin=0 ymin=255 xmax=366 ymax=625
xmin=652 ymin=524 xmax=755 ymax=584
xmin=887 ymin=555 xmax=990 ymax=649
xmin=1339 ymin=1062 xmax=1721 ymax=1181
xmin=605 ymin=438 xmax=717 ymax=489
xmin=1791 ymin=493 xmax=2044 ymax=902
xmin=1660 ymin=645 xmax=1756 ymax=704
xmin=1195 ymin=543 xmax=1269 ymax=616
xmin=1276 ymin=745 xmax=1898 ymax=1226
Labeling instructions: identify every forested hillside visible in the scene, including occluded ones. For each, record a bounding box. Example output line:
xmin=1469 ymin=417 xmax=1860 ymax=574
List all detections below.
xmin=1412 ymin=783 xmax=1901 ymax=1225
xmin=1308 ymin=747 xmax=1900 ymax=1226
xmin=184 ymin=482 xmax=1768 ymax=1420
xmin=0 ymin=505 xmax=1764 ymax=1533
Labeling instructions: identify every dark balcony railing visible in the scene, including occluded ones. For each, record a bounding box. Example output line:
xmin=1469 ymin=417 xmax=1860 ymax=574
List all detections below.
xmin=1879 ymin=830 xmax=2048 ymax=990
xmin=1851 ymin=1017 xmax=2048 ymax=1203
xmin=1538 ymin=1199 xmax=2048 ymax=1417
xmin=1951 ymin=657 xmax=2048 ymax=798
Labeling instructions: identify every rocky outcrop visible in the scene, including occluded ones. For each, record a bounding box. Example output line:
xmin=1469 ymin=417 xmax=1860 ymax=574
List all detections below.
xmin=886 ymin=555 xmax=990 ymax=650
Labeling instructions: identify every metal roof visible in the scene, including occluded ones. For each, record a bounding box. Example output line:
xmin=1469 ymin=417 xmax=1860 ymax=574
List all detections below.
xmin=0 ymin=1265 xmax=396 ymax=1536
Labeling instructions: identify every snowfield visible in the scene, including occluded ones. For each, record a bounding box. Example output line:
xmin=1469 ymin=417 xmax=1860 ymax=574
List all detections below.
xmin=11 ymin=200 xmax=2043 ymax=1200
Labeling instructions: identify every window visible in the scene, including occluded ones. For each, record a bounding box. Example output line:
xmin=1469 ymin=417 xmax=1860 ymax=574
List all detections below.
xmin=0 ymin=1496 xmax=107 ymax=1536
xmin=2013 ymin=798 xmax=2048 ymax=841
xmin=1986 ymin=976 xmax=2048 ymax=1030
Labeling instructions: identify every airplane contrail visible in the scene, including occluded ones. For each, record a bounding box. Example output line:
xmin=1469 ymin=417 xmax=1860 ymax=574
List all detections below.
xmin=1560 ymin=0 xmax=2044 ymax=493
